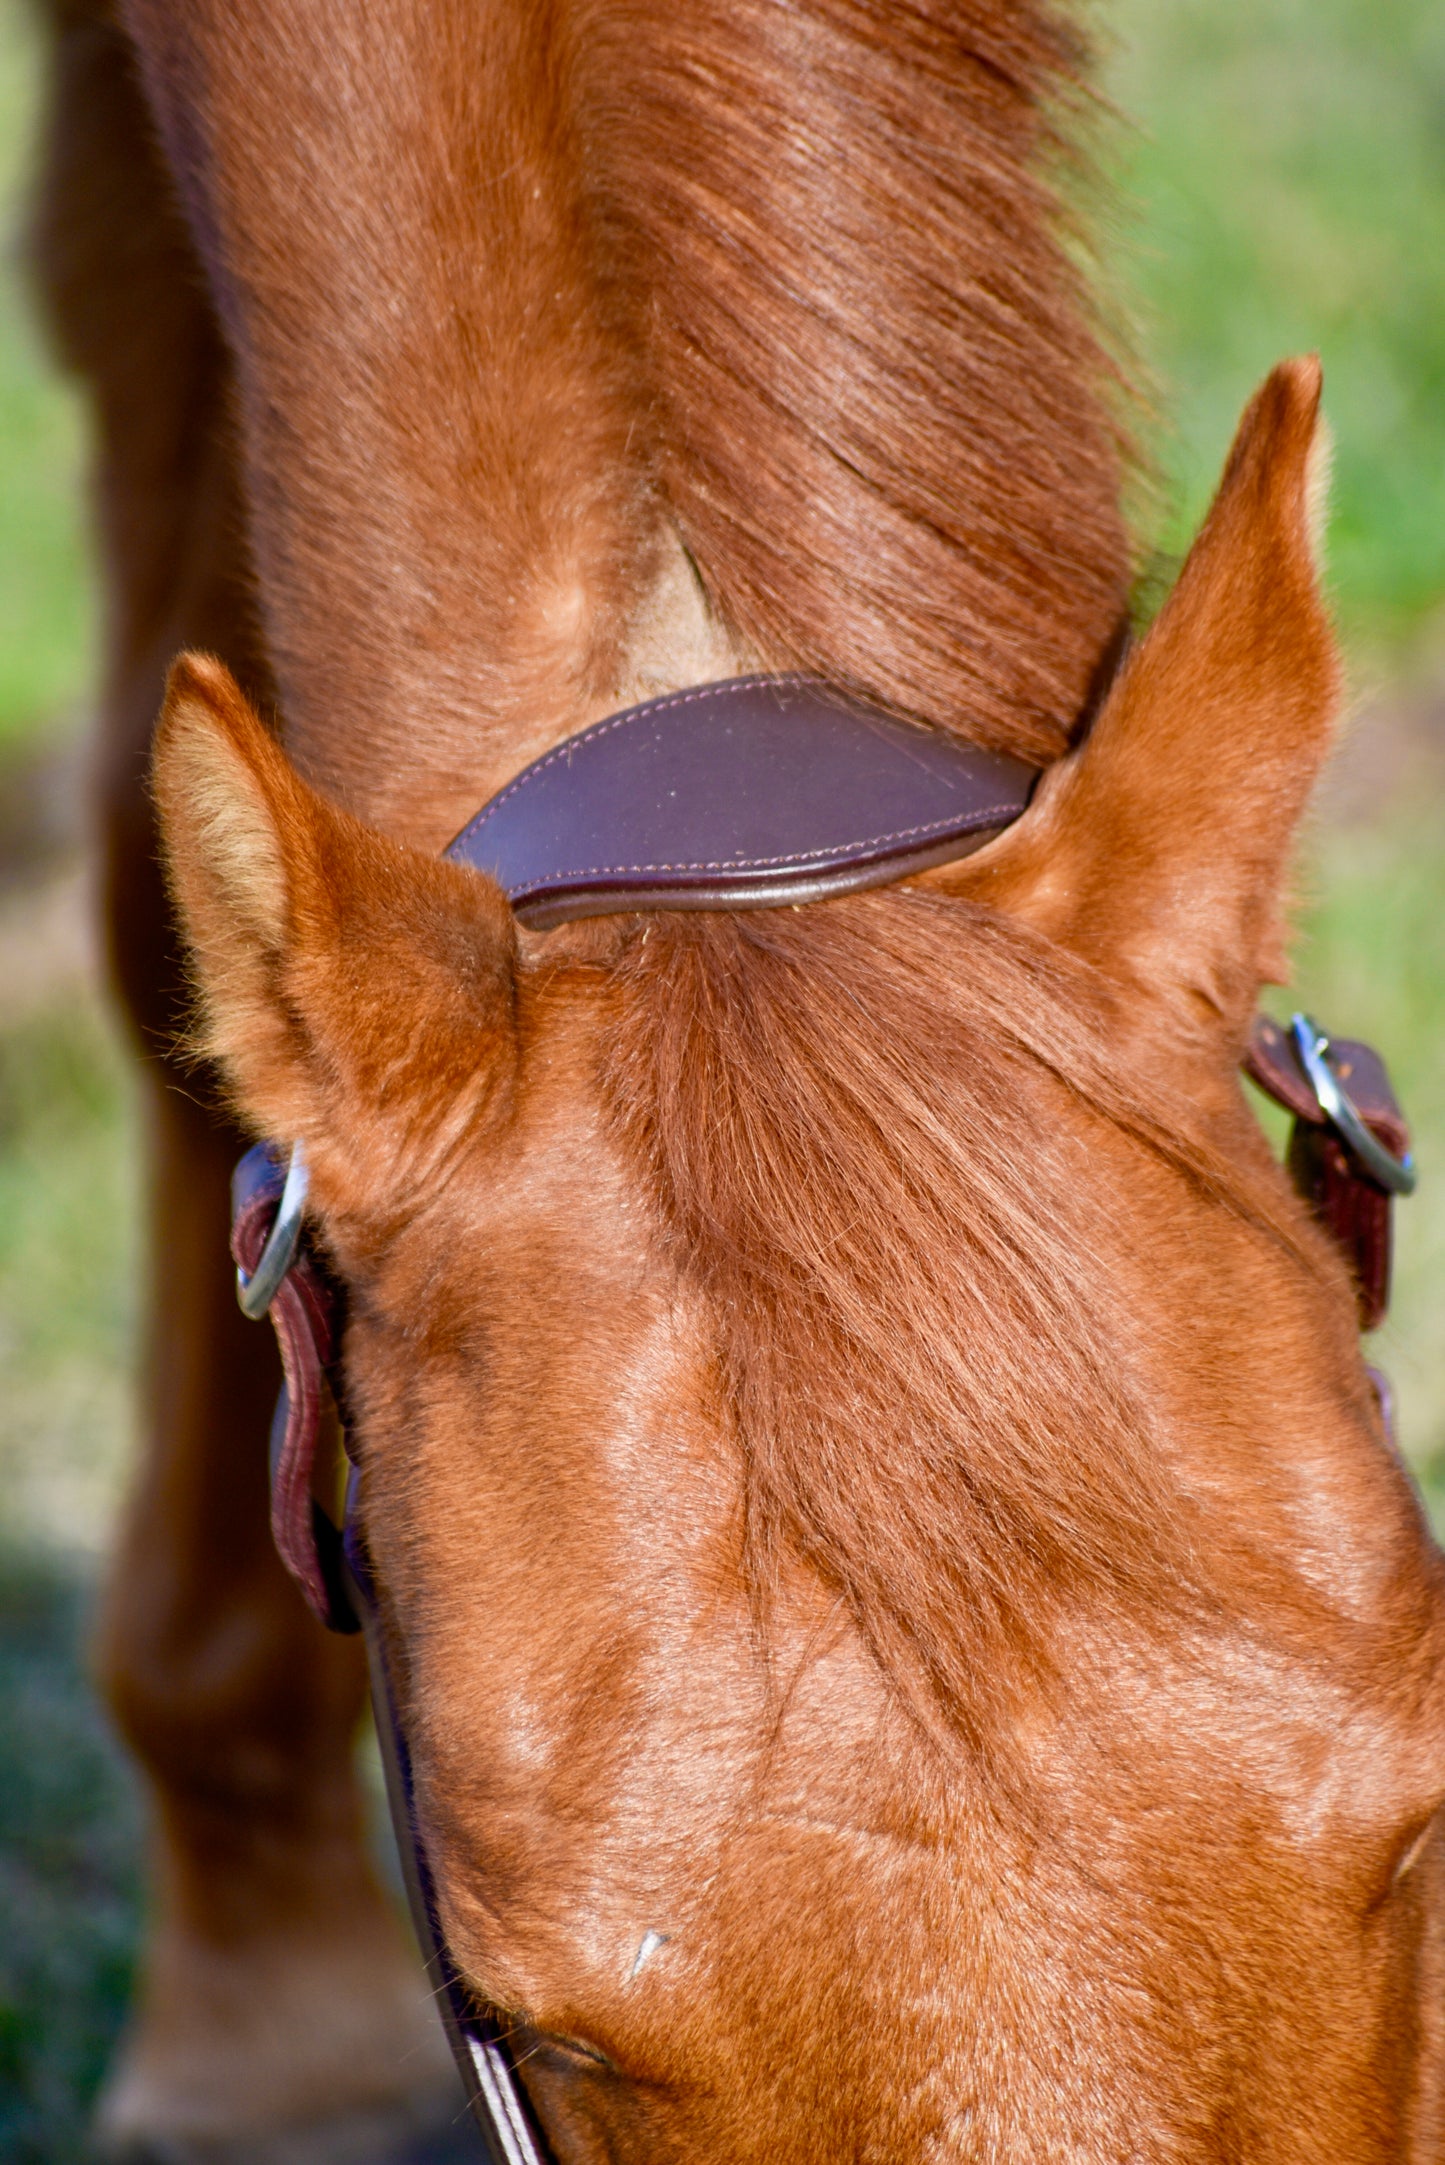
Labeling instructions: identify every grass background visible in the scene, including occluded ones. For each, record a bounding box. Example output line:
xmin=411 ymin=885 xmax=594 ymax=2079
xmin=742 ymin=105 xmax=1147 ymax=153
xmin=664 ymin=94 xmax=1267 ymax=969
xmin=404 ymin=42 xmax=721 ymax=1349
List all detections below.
xmin=0 ymin=0 xmax=1442 ymax=2153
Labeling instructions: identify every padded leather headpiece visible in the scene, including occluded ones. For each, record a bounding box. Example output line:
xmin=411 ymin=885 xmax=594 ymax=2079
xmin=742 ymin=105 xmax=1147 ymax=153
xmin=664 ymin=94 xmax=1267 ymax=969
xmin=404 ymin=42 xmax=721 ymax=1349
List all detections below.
xmin=444 ymin=673 xmax=1038 ymax=925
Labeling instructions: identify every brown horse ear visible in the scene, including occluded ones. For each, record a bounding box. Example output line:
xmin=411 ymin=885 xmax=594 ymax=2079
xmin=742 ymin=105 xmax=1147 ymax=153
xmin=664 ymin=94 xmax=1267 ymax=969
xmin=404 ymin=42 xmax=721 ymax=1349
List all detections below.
xmin=955 ymin=356 xmax=1341 ymax=1053
xmin=154 ymin=654 xmax=518 ymax=1186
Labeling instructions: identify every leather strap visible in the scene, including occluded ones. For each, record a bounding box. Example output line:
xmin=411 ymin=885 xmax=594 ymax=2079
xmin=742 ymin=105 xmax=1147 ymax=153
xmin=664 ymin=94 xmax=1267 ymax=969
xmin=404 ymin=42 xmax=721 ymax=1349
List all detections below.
xmin=444 ymin=673 xmax=1038 ymax=926
xmin=1244 ymin=1015 xmax=1409 ymax=1332
xmin=342 ymin=1527 xmax=549 ymax=2163
xmin=230 ymin=1145 xmax=356 ymax=1633
xmin=233 ymin=1149 xmax=546 ymax=2157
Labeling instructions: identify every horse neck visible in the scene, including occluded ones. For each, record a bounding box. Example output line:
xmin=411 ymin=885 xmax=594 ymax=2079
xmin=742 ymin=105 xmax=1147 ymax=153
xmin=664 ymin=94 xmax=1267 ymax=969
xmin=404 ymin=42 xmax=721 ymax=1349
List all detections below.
xmin=129 ymin=0 xmax=1134 ymax=844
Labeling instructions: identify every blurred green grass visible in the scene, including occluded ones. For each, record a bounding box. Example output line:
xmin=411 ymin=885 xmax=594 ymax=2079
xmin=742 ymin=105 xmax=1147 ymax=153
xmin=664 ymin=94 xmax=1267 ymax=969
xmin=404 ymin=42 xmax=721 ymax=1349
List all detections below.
xmin=0 ymin=7 xmax=145 ymax=2148
xmin=1113 ymin=0 xmax=1445 ymax=652
xmin=0 ymin=2 xmax=90 ymax=757
xmin=1286 ymin=810 xmax=1445 ymax=1500
xmin=0 ymin=0 xmax=1442 ymax=2154
xmin=0 ymin=992 xmax=142 ymax=2158
xmin=0 ymin=1000 xmax=137 ymax=1553
xmin=0 ymin=1540 xmax=140 ymax=2163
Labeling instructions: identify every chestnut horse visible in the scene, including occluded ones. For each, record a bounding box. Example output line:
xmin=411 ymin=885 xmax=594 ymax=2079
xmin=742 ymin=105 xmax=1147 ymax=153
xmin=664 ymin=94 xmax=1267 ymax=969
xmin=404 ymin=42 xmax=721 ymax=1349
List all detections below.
xmin=29 ymin=0 xmax=1445 ymax=2157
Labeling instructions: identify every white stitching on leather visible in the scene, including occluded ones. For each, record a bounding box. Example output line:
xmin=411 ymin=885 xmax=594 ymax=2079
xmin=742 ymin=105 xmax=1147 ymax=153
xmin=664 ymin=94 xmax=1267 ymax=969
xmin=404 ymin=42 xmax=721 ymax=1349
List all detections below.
xmin=502 ymin=806 xmax=1019 ymax=885
xmin=447 ymin=676 xmax=1023 ymax=890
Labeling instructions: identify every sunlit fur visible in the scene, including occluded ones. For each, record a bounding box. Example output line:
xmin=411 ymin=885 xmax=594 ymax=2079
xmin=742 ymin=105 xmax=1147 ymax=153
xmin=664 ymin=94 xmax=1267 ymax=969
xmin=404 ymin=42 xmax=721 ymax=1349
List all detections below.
xmin=151 ymin=373 xmax=1445 ymax=2158
xmin=29 ymin=0 xmax=1445 ymax=2155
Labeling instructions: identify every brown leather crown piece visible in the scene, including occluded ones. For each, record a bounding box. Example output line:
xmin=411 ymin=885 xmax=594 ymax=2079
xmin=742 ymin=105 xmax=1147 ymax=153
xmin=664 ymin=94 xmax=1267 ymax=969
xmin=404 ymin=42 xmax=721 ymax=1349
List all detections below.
xmin=444 ymin=673 xmax=1039 ymax=923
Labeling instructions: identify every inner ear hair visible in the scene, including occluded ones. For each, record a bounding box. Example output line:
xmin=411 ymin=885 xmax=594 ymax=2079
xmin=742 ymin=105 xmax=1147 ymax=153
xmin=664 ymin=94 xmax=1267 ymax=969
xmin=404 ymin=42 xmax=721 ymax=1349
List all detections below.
xmin=156 ymin=652 xmax=313 ymax=954
xmin=1304 ymin=414 xmax=1334 ymax=575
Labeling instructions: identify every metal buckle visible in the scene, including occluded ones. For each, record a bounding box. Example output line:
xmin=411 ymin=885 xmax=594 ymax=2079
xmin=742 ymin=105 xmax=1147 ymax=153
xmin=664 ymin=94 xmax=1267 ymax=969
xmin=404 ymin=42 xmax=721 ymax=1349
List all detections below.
xmin=236 ymin=1140 xmax=311 ymax=1317
xmin=1290 ymin=1015 xmax=1417 ymax=1197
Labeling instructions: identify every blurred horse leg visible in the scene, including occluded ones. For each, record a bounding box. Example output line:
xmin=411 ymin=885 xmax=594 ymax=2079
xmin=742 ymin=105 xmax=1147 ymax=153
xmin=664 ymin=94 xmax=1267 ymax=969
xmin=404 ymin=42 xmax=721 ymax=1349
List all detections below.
xmin=28 ymin=6 xmax=456 ymax=2153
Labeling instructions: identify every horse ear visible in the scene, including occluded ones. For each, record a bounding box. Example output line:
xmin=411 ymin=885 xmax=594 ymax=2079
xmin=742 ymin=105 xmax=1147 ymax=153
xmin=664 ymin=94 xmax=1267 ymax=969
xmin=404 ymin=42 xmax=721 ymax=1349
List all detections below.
xmin=955 ymin=357 xmax=1341 ymax=1054
xmin=154 ymin=654 xmax=518 ymax=1185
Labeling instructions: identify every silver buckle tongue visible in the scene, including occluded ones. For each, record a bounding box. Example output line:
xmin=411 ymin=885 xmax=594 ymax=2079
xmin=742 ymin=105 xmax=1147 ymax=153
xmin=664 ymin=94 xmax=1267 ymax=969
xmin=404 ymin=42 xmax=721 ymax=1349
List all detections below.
xmin=1290 ymin=1015 xmax=1417 ymax=1197
xmin=236 ymin=1140 xmax=311 ymax=1318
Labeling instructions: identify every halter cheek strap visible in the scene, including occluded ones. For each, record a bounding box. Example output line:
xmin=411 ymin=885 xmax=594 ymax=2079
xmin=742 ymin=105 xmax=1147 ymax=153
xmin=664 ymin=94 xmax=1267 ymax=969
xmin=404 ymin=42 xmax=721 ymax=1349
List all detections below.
xmin=231 ymin=1146 xmax=353 ymax=1633
xmin=1244 ymin=1012 xmax=1414 ymax=1332
xmin=231 ymin=1148 xmax=549 ymax=2158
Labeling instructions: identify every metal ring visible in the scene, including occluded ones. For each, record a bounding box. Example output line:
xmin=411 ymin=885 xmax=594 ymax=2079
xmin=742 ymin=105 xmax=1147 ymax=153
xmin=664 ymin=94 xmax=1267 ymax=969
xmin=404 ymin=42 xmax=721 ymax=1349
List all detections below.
xmin=237 ymin=1141 xmax=311 ymax=1318
xmin=1290 ymin=1015 xmax=1417 ymax=1197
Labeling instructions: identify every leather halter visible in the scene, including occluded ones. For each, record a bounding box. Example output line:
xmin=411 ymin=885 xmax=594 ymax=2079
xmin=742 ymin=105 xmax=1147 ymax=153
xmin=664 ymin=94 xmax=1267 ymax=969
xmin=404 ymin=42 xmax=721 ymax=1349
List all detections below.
xmin=228 ymin=673 xmax=1414 ymax=2163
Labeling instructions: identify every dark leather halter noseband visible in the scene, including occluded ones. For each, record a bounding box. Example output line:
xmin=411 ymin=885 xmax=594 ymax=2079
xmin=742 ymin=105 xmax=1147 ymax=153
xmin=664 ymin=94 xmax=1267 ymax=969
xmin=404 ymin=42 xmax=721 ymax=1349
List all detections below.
xmin=228 ymin=673 xmax=1415 ymax=2164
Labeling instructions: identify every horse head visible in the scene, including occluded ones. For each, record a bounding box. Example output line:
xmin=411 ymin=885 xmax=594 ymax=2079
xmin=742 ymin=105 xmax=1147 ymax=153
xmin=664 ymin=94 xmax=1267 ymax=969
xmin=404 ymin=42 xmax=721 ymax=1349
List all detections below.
xmin=152 ymin=358 xmax=1445 ymax=2158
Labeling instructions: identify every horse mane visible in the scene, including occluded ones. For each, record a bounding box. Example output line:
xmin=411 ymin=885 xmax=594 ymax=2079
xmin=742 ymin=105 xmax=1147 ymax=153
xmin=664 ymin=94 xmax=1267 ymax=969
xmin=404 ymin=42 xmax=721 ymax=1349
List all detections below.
xmin=601 ymin=886 xmax=1313 ymax=1742
xmin=106 ymin=0 xmax=1133 ymax=788
xmin=573 ymin=0 xmax=1133 ymax=764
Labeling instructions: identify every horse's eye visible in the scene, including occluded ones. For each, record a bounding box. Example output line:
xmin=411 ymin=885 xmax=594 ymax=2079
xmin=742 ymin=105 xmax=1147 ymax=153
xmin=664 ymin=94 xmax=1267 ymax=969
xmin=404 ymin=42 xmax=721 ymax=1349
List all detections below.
xmin=511 ymin=2020 xmax=619 ymax=2076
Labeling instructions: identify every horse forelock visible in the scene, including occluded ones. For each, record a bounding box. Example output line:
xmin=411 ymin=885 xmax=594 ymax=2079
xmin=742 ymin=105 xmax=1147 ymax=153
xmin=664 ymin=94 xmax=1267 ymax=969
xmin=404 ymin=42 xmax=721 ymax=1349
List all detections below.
xmin=599 ymin=887 xmax=1318 ymax=1749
